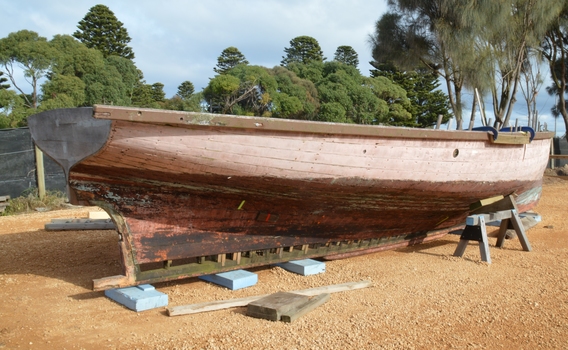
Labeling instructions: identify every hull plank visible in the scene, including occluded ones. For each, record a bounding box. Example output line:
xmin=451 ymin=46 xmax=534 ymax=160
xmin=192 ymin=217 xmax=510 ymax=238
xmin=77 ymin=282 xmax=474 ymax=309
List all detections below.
xmin=26 ymin=106 xmax=553 ymax=290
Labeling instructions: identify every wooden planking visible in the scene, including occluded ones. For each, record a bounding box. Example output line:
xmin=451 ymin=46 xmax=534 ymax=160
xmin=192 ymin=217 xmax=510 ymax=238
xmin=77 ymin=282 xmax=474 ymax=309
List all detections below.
xmin=281 ymin=293 xmax=330 ymax=323
xmin=83 ymin=122 xmax=550 ymax=184
xmin=0 ymin=195 xmax=9 ymax=213
xmin=247 ymin=292 xmax=310 ymax=321
xmin=167 ymin=280 xmax=372 ymax=316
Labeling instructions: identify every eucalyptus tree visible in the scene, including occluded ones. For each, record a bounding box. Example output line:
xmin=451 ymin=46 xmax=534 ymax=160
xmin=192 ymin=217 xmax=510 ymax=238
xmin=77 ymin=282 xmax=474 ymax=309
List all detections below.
xmin=369 ymin=4 xmax=468 ymax=129
xmin=371 ymin=0 xmax=563 ymax=129
xmin=542 ymin=3 xmax=568 ymax=138
xmin=281 ymin=36 xmax=325 ymax=67
xmin=73 ymin=4 xmax=135 ymax=59
xmin=0 ymin=30 xmax=55 ymax=109
xmin=204 ymin=65 xmax=277 ymax=115
xmin=466 ymin=0 xmax=563 ymax=127
xmin=214 ymin=47 xmax=249 ymax=74
xmin=333 ymin=46 xmax=359 ymax=68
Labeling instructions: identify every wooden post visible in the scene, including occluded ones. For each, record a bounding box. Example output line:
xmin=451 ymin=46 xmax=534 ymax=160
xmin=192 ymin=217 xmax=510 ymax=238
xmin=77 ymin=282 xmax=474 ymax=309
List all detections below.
xmin=436 ymin=114 xmax=443 ymax=129
xmin=34 ymin=145 xmax=46 ymax=200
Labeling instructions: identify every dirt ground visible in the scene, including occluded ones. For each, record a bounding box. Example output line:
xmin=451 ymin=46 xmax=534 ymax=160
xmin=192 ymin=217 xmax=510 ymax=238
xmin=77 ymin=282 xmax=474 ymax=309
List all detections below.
xmin=0 ymin=177 xmax=567 ymax=350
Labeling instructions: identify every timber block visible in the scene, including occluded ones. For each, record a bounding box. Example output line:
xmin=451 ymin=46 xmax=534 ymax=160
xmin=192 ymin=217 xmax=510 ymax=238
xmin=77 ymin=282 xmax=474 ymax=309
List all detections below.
xmin=276 ymin=259 xmax=325 ymax=276
xmin=105 ymin=284 xmax=168 ymax=312
xmin=247 ymin=292 xmax=310 ymax=321
xmin=199 ymin=270 xmax=258 ymax=290
xmin=89 ymin=211 xmax=111 ymax=219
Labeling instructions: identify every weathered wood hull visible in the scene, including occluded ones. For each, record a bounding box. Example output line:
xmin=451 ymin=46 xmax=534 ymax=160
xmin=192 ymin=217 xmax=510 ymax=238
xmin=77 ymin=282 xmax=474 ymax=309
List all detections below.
xmin=28 ymin=106 xmax=553 ymax=290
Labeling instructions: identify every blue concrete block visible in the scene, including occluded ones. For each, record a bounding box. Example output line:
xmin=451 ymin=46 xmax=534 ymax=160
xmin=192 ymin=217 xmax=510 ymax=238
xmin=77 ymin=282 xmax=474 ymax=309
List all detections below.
xmin=276 ymin=259 xmax=326 ymax=276
xmin=105 ymin=284 xmax=168 ymax=312
xmin=199 ymin=270 xmax=258 ymax=290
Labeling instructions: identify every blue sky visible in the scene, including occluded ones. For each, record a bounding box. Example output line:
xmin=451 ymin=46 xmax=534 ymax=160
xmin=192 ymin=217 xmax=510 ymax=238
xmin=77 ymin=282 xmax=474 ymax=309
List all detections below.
xmin=2 ymin=0 xmax=565 ymax=136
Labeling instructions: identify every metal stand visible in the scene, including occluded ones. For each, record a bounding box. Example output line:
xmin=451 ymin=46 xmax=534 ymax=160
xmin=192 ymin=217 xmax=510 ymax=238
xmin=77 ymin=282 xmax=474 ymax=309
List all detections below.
xmin=453 ymin=196 xmax=532 ymax=263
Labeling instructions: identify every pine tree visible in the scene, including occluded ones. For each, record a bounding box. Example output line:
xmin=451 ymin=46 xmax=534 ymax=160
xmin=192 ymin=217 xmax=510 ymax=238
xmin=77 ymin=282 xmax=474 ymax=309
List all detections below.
xmin=214 ymin=47 xmax=248 ymax=74
xmin=73 ymin=4 xmax=135 ymax=59
xmin=177 ymin=81 xmax=195 ymax=100
xmin=281 ymin=36 xmax=325 ymax=67
xmin=333 ymin=46 xmax=359 ymax=68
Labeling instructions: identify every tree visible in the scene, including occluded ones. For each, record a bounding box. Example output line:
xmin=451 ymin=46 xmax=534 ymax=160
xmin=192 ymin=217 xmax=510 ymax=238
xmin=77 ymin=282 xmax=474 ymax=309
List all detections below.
xmin=151 ymin=83 xmax=165 ymax=103
xmin=0 ymin=72 xmax=9 ymax=90
xmin=333 ymin=46 xmax=359 ymax=68
xmin=42 ymin=35 xmax=139 ymax=107
xmin=372 ymin=63 xmax=451 ymax=128
xmin=177 ymin=80 xmax=195 ymax=100
xmin=73 ymin=4 xmax=135 ymax=60
xmin=542 ymin=3 xmax=568 ymax=139
xmin=269 ymin=66 xmax=319 ymax=120
xmin=468 ymin=0 xmax=563 ymax=127
xmin=214 ymin=47 xmax=248 ymax=74
xmin=0 ymin=30 xmax=55 ymax=109
xmin=204 ymin=65 xmax=277 ymax=115
xmin=0 ymin=89 xmax=28 ymax=128
xmin=372 ymin=0 xmax=563 ymax=129
xmin=369 ymin=6 xmax=468 ymax=129
xmin=281 ymin=36 xmax=325 ymax=67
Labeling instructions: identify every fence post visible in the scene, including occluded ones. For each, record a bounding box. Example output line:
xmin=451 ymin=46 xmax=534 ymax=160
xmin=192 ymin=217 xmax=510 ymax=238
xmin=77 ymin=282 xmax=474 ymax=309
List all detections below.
xmin=34 ymin=145 xmax=46 ymax=199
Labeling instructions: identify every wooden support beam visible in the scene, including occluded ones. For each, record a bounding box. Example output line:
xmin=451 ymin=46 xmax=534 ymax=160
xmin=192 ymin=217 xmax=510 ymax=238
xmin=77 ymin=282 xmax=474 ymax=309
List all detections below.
xmin=167 ymin=280 xmax=372 ymax=316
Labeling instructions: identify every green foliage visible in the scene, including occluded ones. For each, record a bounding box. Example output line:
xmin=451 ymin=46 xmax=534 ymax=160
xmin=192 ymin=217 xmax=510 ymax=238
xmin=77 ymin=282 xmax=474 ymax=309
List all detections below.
xmin=151 ymin=83 xmax=166 ymax=102
xmin=333 ymin=46 xmax=359 ymax=68
xmin=162 ymin=92 xmax=204 ymax=112
xmin=204 ymin=65 xmax=277 ymax=115
xmin=0 ymin=30 xmax=56 ymax=109
xmin=40 ymin=74 xmax=86 ymax=109
xmin=1 ymin=189 xmax=67 ymax=216
xmin=269 ymin=66 xmax=319 ymax=120
xmin=373 ymin=0 xmax=563 ymax=129
xmin=73 ymin=4 xmax=135 ymax=59
xmin=177 ymin=81 xmax=195 ymax=100
xmin=0 ymin=89 xmax=30 ymax=128
xmin=40 ymin=35 xmax=139 ymax=108
xmin=0 ymin=71 xmax=9 ymax=90
xmin=372 ymin=64 xmax=452 ymax=127
xmin=281 ymin=36 xmax=325 ymax=67
xmin=214 ymin=47 xmax=249 ymax=74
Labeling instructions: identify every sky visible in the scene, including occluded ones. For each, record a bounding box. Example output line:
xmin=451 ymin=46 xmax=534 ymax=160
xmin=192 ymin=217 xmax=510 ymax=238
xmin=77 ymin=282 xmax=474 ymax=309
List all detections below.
xmin=2 ymin=0 xmax=565 ymax=137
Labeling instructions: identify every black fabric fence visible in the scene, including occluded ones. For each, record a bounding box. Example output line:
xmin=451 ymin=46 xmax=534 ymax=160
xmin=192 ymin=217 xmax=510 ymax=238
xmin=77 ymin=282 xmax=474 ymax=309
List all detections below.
xmin=0 ymin=127 xmax=66 ymax=198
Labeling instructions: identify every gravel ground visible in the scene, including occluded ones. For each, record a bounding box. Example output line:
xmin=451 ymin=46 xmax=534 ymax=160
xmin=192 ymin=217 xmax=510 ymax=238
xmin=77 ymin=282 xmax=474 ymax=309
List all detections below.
xmin=0 ymin=177 xmax=567 ymax=349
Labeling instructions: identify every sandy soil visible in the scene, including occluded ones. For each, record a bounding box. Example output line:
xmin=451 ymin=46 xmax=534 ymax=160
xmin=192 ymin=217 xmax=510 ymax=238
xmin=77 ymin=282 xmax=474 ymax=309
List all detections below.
xmin=0 ymin=177 xmax=567 ymax=349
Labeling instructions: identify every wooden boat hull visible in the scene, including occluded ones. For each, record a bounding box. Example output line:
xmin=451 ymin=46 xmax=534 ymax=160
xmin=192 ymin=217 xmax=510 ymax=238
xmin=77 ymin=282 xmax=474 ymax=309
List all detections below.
xmin=28 ymin=106 xmax=553 ymax=290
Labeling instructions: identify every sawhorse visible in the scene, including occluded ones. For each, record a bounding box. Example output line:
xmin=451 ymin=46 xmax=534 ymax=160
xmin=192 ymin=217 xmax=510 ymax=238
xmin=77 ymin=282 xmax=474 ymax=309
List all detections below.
xmin=453 ymin=196 xmax=532 ymax=264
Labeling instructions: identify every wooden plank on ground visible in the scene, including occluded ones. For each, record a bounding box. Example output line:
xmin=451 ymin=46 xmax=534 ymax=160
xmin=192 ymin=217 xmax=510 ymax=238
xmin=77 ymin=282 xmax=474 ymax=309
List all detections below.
xmin=247 ymin=292 xmax=310 ymax=321
xmin=167 ymin=280 xmax=372 ymax=317
xmin=281 ymin=293 xmax=330 ymax=323
xmin=45 ymin=218 xmax=116 ymax=231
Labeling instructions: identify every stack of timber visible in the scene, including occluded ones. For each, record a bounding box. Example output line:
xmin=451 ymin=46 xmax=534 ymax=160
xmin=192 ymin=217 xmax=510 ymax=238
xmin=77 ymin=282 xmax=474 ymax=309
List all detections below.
xmin=0 ymin=195 xmax=9 ymax=214
xmin=26 ymin=106 xmax=554 ymax=290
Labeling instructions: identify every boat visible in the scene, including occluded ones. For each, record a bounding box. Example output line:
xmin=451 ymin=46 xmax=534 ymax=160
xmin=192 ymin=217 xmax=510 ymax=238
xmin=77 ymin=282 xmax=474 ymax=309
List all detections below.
xmin=27 ymin=105 xmax=553 ymax=290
